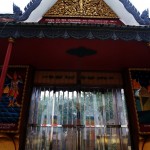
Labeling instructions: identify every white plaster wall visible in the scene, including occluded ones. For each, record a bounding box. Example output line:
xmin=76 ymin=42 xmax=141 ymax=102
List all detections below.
xmin=103 ymin=0 xmax=140 ymax=26
xmin=24 ymin=0 xmax=58 ymax=22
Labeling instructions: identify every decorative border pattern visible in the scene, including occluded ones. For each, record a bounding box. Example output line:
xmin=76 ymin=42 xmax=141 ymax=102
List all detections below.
xmin=0 ymin=23 xmax=150 ymax=41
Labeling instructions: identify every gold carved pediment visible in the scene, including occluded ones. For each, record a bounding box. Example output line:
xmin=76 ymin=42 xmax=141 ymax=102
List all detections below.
xmin=44 ymin=0 xmax=118 ymax=18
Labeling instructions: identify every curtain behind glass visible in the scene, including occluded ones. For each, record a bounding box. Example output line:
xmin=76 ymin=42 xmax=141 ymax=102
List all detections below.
xmin=25 ymin=87 xmax=131 ymax=150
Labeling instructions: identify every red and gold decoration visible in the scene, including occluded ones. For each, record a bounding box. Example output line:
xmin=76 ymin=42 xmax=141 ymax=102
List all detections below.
xmin=129 ymin=68 xmax=150 ymax=135
xmin=0 ymin=66 xmax=31 ymax=133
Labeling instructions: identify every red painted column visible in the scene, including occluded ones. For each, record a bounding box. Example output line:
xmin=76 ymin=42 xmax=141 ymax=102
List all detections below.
xmin=0 ymin=37 xmax=14 ymax=99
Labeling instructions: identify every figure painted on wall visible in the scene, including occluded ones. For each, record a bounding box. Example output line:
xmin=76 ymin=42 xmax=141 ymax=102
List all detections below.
xmin=3 ymin=71 xmax=23 ymax=107
xmin=130 ymin=69 xmax=150 ymax=134
xmin=132 ymin=79 xmax=141 ymax=90
xmin=0 ymin=67 xmax=28 ymax=132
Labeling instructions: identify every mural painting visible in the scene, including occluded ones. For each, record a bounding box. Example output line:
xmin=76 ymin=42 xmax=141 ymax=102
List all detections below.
xmin=129 ymin=68 xmax=150 ymax=134
xmin=0 ymin=66 xmax=28 ymax=132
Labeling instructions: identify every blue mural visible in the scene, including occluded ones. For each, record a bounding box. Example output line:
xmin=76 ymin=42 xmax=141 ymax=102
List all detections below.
xmin=130 ymin=69 xmax=150 ymax=133
xmin=0 ymin=67 xmax=27 ymax=132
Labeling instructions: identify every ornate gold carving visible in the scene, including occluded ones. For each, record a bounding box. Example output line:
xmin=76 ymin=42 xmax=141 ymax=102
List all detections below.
xmin=44 ymin=0 xmax=118 ymax=18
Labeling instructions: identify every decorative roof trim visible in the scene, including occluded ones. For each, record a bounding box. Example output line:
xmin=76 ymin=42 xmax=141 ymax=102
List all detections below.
xmin=0 ymin=23 xmax=150 ymax=41
xmin=119 ymin=0 xmax=150 ymax=25
xmin=1 ymin=0 xmax=149 ymax=26
xmin=13 ymin=0 xmax=42 ymax=22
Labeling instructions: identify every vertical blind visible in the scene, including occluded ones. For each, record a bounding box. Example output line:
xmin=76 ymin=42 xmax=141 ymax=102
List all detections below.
xmin=25 ymin=87 xmax=131 ymax=150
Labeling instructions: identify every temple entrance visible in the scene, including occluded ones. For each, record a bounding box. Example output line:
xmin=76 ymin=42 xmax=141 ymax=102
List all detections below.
xmin=25 ymin=88 xmax=131 ymax=150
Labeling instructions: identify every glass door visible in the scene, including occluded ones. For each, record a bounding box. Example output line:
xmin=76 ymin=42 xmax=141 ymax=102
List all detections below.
xmin=25 ymin=88 xmax=131 ymax=150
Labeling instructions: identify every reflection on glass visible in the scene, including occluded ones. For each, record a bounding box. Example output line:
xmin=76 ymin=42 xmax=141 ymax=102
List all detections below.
xmin=25 ymin=88 xmax=131 ymax=150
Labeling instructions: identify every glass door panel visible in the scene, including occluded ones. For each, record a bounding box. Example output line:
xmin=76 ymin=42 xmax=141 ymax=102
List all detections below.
xmin=25 ymin=88 xmax=131 ymax=150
